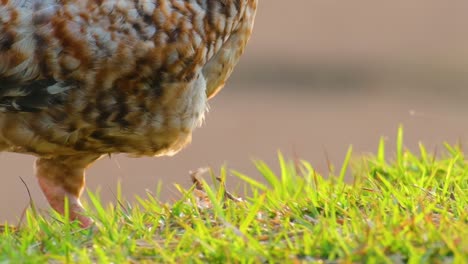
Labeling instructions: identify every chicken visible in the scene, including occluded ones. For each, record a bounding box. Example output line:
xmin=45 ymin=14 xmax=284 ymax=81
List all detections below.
xmin=0 ymin=0 xmax=257 ymax=227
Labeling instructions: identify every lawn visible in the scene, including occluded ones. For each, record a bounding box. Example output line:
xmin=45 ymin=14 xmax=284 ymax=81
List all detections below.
xmin=1 ymin=127 xmax=467 ymax=263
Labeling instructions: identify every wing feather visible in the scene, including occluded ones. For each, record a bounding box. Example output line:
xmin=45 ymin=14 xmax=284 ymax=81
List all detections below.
xmin=0 ymin=79 xmax=73 ymax=112
xmin=0 ymin=0 xmax=67 ymax=112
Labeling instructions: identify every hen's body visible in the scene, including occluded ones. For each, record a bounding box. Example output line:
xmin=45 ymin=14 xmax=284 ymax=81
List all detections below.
xmin=0 ymin=0 xmax=257 ymax=227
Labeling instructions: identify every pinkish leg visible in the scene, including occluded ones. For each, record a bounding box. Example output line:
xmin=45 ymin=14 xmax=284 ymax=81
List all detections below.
xmin=35 ymin=155 xmax=101 ymax=228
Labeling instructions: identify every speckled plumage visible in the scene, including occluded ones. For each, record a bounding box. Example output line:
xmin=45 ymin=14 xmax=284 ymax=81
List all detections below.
xmin=0 ymin=0 xmax=257 ymax=227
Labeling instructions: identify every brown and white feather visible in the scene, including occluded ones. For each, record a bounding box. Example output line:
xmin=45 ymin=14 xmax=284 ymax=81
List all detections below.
xmin=0 ymin=0 xmax=257 ymax=227
xmin=0 ymin=0 xmax=257 ymax=156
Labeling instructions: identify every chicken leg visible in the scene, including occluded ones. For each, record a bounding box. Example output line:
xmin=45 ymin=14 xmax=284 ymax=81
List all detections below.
xmin=35 ymin=154 xmax=101 ymax=227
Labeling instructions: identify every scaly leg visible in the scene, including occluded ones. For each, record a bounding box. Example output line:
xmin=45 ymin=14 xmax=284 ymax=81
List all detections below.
xmin=35 ymin=154 xmax=101 ymax=228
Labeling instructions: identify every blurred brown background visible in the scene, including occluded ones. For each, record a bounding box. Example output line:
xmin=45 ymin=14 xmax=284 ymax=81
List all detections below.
xmin=2 ymin=0 xmax=468 ymax=223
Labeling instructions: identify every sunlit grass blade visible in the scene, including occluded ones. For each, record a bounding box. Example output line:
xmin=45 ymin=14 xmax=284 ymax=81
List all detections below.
xmin=87 ymin=191 xmax=110 ymax=228
xmin=1 ymin=128 xmax=466 ymax=262
xmin=201 ymin=180 xmax=225 ymax=219
xmin=339 ymin=145 xmax=353 ymax=182
xmin=254 ymin=160 xmax=281 ymax=190
xmin=377 ymin=137 xmax=386 ymax=164
xmin=239 ymin=194 xmax=265 ymax=233
xmin=231 ymin=170 xmax=268 ymax=191
xmin=397 ymin=125 xmax=404 ymax=167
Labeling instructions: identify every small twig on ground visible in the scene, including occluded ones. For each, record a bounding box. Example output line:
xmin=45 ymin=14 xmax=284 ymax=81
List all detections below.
xmin=215 ymin=176 xmax=243 ymax=202
xmin=190 ymin=168 xmax=208 ymax=191
xmin=190 ymin=168 xmax=243 ymax=203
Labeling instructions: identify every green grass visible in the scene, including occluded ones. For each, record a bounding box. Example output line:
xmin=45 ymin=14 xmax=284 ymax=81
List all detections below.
xmin=1 ymin=128 xmax=467 ymax=263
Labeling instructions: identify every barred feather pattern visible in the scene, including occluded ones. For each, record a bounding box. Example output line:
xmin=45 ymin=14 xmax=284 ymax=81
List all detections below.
xmin=0 ymin=0 xmax=257 ymax=157
xmin=0 ymin=0 xmax=257 ymax=227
